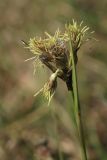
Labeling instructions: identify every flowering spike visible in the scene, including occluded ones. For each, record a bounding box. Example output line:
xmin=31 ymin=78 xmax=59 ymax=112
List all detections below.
xmin=24 ymin=21 xmax=93 ymax=104
xmin=34 ymin=69 xmax=60 ymax=105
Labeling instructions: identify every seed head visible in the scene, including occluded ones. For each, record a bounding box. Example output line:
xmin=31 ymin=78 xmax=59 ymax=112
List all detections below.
xmin=23 ymin=20 xmax=92 ymax=104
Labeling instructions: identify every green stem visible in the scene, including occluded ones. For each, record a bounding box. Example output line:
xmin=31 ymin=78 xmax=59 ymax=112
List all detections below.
xmin=68 ymin=33 xmax=88 ymax=160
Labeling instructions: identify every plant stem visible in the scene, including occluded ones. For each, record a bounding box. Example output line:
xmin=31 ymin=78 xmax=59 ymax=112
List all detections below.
xmin=68 ymin=34 xmax=88 ymax=160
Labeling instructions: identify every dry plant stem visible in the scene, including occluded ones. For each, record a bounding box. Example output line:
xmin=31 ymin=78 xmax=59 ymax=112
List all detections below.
xmin=69 ymin=35 xmax=88 ymax=160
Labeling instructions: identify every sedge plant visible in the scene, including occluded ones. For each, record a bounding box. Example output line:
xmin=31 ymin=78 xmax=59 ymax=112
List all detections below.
xmin=23 ymin=20 xmax=93 ymax=160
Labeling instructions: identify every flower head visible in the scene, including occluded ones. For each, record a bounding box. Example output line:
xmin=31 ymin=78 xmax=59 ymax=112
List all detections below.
xmin=34 ymin=69 xmax=60 ymax=105
xmin=65 ymin=20 xmax=90 ymax=53
xmin=23 ymin=20 xmax=92 ymax=104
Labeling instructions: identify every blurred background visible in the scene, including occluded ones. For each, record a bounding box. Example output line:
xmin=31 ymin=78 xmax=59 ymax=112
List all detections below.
xmin=0 ymin=0 xmax=107 ymax=159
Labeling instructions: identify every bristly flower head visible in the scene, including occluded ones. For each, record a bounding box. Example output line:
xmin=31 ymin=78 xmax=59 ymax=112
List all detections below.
xmin=23 ymin=20 xmax=93 ymax=105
